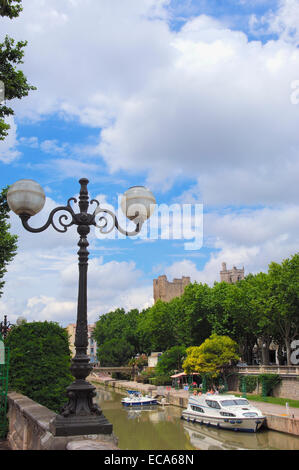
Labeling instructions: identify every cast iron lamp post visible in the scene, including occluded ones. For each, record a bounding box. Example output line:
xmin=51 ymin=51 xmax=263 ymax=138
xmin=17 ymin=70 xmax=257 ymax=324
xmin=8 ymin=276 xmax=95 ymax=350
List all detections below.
xmin=0 ymin=315 xmax=14 ymax=340
xmin=7 ymin=178 xmax=156 ymax=436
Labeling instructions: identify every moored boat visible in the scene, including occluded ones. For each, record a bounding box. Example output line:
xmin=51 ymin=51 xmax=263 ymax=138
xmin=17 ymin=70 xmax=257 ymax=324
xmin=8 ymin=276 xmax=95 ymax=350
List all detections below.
xmin=181 ymin=394 xmax=265 ymax=432
xmin=121 ymin=390 xmax=158 ymax=407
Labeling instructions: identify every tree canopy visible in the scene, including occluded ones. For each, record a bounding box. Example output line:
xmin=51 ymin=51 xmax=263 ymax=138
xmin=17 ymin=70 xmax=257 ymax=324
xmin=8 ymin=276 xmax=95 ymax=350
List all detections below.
xmin=155 ymin=345 xmax=186 ymax=376
xmin=182 ymin=334 xmax=239 ymax=379
xmin=268 ymin=254 xmax=299 ymax=364
xmin=0 ymin=187 xmax=18 ymax=296
xmin=0 ymin=0 xmax=36 ymax=140
xmin=0 ymin=0 xmax=23 ymax=19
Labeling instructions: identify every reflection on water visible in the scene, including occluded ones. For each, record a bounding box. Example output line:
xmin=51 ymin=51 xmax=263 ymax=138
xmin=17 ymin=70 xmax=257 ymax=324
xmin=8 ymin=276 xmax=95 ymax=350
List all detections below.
xmin=95 ymin=385 xmax=299 ymax=451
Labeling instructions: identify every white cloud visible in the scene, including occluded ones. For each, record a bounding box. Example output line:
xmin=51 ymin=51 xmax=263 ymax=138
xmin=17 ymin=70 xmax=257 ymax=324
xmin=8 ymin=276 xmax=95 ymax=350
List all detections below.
xmin=0 ymin=117 xmax=21 ymax=163
xmin=98 ymin=17 xmax=299 ymax=202
xmin=162 ymin=204 xmax=299 ymax=285
xmin=2 ymin=1 xmax=299 ymax=206
xmin=250 ymin=0 xmax=299 ymax=45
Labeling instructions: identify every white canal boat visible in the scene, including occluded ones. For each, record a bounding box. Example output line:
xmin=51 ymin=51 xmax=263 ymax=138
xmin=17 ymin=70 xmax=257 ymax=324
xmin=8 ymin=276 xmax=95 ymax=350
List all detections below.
xmin=181 ymin=394 xmax=265 ymax=433
xmin=121 ymin=390 xmax=158 ymax=407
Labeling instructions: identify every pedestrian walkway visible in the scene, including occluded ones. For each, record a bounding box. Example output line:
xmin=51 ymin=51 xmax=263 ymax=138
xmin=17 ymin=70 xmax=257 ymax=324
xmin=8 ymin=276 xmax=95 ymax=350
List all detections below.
xmin=249 ymin=400 xmax=299 ymax=418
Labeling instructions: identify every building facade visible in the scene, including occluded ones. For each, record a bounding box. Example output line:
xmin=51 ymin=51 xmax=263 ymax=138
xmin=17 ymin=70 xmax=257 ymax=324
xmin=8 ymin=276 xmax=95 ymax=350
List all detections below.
xmin=66 ymin=323 xmax=98 ymax=364
xmin=220 ymin=262 xmax=245 ymax=284
xmin=148 ymin=352 xmax=163 ymax=368
xmin=153 ymin=275 xmax=191 ymax=303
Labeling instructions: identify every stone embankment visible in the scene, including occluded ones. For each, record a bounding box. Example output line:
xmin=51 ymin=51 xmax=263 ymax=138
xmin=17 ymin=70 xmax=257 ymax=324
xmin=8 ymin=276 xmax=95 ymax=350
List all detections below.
xmin=90 ymin=374 xmax=299 ymax=437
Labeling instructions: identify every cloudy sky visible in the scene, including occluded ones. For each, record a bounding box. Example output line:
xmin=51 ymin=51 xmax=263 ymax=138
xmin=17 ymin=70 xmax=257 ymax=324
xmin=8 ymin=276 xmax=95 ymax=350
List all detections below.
xmin=0 ymin=0 xmax=299 ymax=326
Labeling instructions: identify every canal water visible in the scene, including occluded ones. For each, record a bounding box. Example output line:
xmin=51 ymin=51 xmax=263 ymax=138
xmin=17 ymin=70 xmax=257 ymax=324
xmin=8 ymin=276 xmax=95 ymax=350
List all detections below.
xmin=95 ymin=385 xmax=299 ymax=451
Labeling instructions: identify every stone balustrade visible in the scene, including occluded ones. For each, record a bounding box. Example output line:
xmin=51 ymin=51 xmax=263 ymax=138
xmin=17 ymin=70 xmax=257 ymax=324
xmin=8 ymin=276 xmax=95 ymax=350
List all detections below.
xmin=236 ymin=365 xmax=299 ymax=376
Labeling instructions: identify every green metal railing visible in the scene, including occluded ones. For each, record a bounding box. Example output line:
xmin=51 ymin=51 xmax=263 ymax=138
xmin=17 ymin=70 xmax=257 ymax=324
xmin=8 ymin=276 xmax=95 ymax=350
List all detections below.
xmin=0 ymin=333 xmax=9 ymax=438
xmin=241 ymin=376 xmax=247 ymax=398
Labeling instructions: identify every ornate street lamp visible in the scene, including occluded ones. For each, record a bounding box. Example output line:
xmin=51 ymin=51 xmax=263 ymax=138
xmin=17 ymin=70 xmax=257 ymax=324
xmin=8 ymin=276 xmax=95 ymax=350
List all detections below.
xmin=7 ymin=178 xmax=156 ymax=436
xmin=0 ymin=315 xmax=14 ymax=340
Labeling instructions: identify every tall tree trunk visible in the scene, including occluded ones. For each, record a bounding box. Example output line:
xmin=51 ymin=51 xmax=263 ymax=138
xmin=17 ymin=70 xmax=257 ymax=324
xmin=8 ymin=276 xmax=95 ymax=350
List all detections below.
xmin=261 ymin=337 xmax=270 ymax=365
xmin=285 ymin=338 xmax=292 ymax=365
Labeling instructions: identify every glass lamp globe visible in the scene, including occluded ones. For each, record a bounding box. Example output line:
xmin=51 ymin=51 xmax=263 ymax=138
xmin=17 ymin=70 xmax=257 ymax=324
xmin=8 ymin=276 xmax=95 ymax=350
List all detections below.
xmin=121 ymin=186 xmax=156 ymax=222
xmin=7 ymin=179 xmax=46 ymax=216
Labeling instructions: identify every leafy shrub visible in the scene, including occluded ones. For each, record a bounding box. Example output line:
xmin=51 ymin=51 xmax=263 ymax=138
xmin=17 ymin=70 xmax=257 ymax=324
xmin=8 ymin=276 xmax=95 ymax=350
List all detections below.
xmin=259 ymin=374 xmax=281 ymax=396
xmin=128 ymin=354 xmax=148 ymax=374
xmin=5 ymin=322 xmax=73 ymax=413
xmin=136 ymin=369 xmax=155 ymax=383
xmin=148 ymin=375 xmax=172 ymax=386
xmin=238 ymin=375 xmax=258 ymax=393
xmin=112 ymin=372 xmax=131 ymax=380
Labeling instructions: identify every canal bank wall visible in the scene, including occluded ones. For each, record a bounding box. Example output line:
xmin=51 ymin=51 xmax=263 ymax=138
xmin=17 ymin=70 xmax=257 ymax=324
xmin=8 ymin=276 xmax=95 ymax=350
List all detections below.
xmin=90 ymin=375 xmax=299 ymax=437
xmin=6 ymin=391 xmax=119 ymax=450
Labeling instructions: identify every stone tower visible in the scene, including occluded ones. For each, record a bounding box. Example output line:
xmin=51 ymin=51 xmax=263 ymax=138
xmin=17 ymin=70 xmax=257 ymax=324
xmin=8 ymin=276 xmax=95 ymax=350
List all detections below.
xmin=220 ymin=262 xmax=245 ymax=283
xmin=153 ymin=275 xmax=191 ymax=303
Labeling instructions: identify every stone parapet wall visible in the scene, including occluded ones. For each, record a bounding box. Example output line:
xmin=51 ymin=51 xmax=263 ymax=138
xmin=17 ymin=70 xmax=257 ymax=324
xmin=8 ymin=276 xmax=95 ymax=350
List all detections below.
xmin=235 ymin=370 xmax=299 ymax=400
xmin=272 ymin=377 xmax=299 ymax=400
xmin=265 ymin=414 xmax=299 ymax=436
xmin=7 ymin=392 xmax=118 ymax=450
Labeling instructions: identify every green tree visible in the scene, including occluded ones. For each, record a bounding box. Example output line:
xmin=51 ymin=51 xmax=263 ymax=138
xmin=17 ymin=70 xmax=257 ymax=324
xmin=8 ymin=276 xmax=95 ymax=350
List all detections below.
xmin=222 ymin=279 xmax=259 ymax=364
xmin=206 ymin=282 xmax=237 ymax=338
xmin=5 ymin=322 xmax=73 ymax=413
xmin=93 ymin=307 xmax=141 ymax=355
xmin=97 ymin=338 xmax=135 ymax=367
xmin=268 ymin=253 xmax=299 ymax=364
xmin=136 ymin=300 xmax=176 ymax=352
xmin=0 ymin=186 xmax=17 ymax=296
xmin=244 ymin=272 xmax=275 ymax=365
xmin=178 ymin=283 xmax=212 ymax=346
xmin=0 ymin=0 xmax=36 ymax=140
xmin=207 ymin=280 xmax=260 ymax=364
xmin=183 ymin=334 xmax=239 ymax=382
xmin=0 ymin=0 xmax=23 ymax=19
xmin=155 ymin=345 xmax=186 ymax=376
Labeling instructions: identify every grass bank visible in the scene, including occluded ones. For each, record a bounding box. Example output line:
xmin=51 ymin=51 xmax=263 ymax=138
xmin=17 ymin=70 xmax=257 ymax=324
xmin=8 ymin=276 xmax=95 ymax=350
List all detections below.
xmin=234 ymin=393 xmax=299 ymax=408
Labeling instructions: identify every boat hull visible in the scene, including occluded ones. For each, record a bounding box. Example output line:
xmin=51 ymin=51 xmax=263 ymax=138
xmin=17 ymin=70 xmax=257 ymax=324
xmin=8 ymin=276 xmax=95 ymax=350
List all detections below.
xmin=122 ymin=399 xmax=158 ymax=407
xmin=181 ymin=410 xmax=265 ymax=433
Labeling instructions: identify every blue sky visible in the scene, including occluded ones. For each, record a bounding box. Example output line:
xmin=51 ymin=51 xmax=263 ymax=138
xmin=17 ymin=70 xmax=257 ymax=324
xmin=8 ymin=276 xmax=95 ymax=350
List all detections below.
xmin=1 ymin=0 xmax=299 ymax=326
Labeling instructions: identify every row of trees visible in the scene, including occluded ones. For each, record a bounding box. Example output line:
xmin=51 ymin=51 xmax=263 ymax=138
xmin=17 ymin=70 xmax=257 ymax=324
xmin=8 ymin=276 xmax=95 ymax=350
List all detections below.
xmin=93 ymin=253 xmax=299 ymax=366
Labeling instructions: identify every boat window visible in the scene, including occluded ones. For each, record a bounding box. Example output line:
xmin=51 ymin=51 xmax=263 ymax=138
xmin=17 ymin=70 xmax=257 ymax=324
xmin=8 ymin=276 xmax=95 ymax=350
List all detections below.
xmin=191 ymin=405 xmax=204 ymax=413
xmin=234 ymin=399 xmax=249 ymax=406
xmin=220 ymin=400 xmax=235 ymax=406
xmin=220 ymin=412 xmax=235 ymax=417
xmin=220 ymin=399 xmax=249 ymax=407
xmin=205 ymin=400 xmax=221 ymax=409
